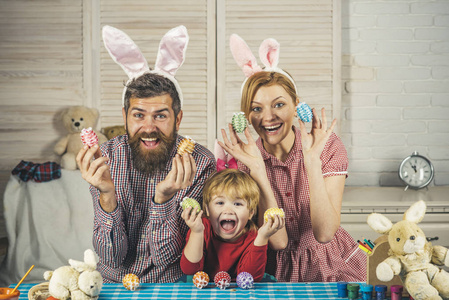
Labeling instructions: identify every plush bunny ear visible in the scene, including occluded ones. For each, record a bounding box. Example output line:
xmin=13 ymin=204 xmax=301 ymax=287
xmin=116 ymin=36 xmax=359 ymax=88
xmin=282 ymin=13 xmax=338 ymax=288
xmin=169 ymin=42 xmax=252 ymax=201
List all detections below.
xmin=404 ymin=200 xmax=426 ymax=224
xmin=367 ymin=213 xmax=393 ymax=235
xmin=230 ymin=34 xmax=263 ymax=78
xmin=102 ymin=25 xmax=149 ymax=79
xmin=259 ymin=38 xmax=280 ymax=69
xmin=154 ymin=25 xmax=188 ymax=77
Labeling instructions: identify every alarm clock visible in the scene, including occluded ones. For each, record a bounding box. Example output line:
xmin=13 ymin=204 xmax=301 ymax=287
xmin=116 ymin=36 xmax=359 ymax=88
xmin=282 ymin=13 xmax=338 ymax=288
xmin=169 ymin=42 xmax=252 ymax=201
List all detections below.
xmin=398 ymin=151 xmax=434 ymax=190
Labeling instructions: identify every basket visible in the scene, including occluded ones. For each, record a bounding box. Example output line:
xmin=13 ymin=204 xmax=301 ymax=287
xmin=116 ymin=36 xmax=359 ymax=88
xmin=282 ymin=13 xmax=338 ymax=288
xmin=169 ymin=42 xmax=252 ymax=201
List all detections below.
xmin=27 ymin=282 xmax=50 ymax=300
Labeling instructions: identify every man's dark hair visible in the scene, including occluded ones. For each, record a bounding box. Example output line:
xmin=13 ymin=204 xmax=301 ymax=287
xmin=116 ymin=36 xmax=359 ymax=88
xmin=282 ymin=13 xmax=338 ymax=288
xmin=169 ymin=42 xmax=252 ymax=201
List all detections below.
xmin=124 ymin=73 xmax=181 ymax=116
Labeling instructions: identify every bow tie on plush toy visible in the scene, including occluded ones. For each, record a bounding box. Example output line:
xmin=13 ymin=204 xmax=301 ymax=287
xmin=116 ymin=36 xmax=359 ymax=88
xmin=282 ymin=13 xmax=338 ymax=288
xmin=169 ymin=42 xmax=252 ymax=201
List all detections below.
xmin=214 ymin=140 xmax=238 ymax=171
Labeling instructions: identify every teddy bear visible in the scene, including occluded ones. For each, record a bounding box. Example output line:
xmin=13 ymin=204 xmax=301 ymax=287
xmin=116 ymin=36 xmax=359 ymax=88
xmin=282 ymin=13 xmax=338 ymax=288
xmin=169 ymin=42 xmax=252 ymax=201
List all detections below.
xmin=43 ymin=249 xmax=103 ymax=300
xmin=54 ymin=106 xmax=107 ymax=170
xmin=367 ymin=200 xmax=449 ymax=300
xmin=101 ymin=125 xmax=126 ymax=140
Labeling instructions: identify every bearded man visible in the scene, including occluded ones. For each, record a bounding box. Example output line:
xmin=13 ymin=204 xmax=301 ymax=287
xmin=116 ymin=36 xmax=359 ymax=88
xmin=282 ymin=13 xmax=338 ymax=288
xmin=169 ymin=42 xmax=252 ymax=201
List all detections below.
xmin=77 ymin=72 xmax=215 ymax=283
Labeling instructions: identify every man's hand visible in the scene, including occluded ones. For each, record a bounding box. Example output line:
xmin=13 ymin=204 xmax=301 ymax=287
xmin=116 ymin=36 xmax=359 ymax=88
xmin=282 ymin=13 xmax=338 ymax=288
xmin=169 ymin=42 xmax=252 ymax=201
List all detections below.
xmin=76 ymin=145 xmax=117 ymax=212
xmin=155 ymin=153 xmax=197 ymax=204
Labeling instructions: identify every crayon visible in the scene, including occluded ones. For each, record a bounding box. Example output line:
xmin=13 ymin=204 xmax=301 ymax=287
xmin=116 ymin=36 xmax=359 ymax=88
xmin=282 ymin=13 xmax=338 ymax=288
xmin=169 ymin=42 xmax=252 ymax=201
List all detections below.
xmin=368 ymin=239 xmax=376 ymax=248
xmin=359 ymin=244 xmax=372 ymax=254
xmin=363 ymin=238 xmax=375 ymax=249
xmin=357 ymin=240 xmax=372 ymax=252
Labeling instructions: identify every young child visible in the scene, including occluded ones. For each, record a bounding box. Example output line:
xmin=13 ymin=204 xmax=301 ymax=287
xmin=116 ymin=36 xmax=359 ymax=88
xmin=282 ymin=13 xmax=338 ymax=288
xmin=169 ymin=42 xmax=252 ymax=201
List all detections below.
xmin=180 ymin=168 xmax=285 ymax=282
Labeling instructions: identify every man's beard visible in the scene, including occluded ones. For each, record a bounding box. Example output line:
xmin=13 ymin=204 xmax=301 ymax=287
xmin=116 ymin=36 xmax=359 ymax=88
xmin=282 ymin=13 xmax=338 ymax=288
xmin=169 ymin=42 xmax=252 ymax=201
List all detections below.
xmin=128 ymin=127 xmax=177 ymax=176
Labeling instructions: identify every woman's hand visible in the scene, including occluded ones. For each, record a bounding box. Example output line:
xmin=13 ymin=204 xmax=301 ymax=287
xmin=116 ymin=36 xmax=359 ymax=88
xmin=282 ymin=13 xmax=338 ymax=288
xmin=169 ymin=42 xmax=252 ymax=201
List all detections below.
xmin=299 ymin=108 xmax=337 ymax=163
xmin=219 ymin=124 xmax=264 ymax=171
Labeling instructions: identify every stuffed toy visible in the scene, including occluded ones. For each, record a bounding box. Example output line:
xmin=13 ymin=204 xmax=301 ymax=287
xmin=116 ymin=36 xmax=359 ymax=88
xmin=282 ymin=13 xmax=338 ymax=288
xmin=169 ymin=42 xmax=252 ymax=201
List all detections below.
xmin=101 ymin=125 xmax=126 ymax=140
xmin=54 ymin=106 xmax=107 ymax=170
xmin=367 ymin=200 xmax=449 ymax=300
xmin=43 ymin=249 xmax=103 ymax=300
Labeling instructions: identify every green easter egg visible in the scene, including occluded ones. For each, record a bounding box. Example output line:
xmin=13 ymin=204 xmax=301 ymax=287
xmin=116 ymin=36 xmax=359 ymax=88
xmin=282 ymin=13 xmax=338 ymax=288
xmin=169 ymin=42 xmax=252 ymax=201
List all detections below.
xmin=232 ymin=112 xmax=247 ymax=134
xmin=181 ymin=197 xmax=201 ymax=213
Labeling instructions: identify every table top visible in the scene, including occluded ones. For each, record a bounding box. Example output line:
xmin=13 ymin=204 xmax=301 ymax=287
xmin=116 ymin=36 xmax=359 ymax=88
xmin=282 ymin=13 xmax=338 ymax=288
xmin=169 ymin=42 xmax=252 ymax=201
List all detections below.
xmin=15 ymin=282 xmax=345 ymax=299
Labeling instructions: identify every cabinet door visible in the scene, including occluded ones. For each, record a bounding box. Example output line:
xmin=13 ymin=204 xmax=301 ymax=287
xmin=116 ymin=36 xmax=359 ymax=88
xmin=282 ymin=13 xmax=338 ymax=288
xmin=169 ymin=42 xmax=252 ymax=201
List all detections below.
xmin=216 ymin=0 xmax=342 ymax=140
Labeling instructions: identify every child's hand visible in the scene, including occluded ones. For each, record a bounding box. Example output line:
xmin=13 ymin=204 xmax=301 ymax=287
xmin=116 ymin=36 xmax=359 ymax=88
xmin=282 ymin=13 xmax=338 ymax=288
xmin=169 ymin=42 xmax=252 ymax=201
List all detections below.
xmin=254 ymin=215 xmax=285 ymax=246
xmin=181 ymin=206 xmax=204 ymax=233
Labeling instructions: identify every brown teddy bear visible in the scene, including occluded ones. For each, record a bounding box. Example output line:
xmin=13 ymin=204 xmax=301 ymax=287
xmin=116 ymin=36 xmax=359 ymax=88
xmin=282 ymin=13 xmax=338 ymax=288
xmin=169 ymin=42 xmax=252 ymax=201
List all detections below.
xmin=54 ymin=106 xmax=107 ymax=170
xmin=367 ymin=200 xmax=449 ymax=300
xmin=102 ymin=125 xmax=126 ymax=140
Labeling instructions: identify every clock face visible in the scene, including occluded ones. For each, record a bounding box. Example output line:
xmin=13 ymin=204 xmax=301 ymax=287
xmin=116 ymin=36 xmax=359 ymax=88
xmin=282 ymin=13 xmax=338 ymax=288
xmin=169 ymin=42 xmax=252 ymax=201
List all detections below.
xmin=399 ymin=155 xmax=434 ymax=189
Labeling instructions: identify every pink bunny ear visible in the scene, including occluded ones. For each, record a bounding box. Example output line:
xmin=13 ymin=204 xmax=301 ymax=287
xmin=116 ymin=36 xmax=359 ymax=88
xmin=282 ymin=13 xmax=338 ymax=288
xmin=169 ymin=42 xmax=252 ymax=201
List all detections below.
xmin=259 ymin=38 xmax=280 ymax=69
xmin=214 ymin=139 xmax=227 ymax=162
xmin=102 ymin=25 xmax=149 ymax=79
xmin=155 ymin=25 xmax=189 ymax=77
xmin=230 ymin=34 xmax=263 ymax=78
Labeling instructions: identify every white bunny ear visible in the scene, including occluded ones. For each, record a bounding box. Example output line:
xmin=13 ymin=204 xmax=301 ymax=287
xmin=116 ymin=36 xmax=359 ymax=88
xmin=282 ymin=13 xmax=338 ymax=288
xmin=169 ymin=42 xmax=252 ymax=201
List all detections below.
xmin=404 ymin=200 xmax=426 ymax=224
xmin=102 ymin=25 xmax=149 ymax=79
xmin=259 ymin=38 xmax=280 ymax=69
xmin=230 ymin=34 xmax=263 ymax=78
xmin=154 ymin=25 xmax=189 ymax=77
xmin=367 ymin=213 xmax=393 ymax=235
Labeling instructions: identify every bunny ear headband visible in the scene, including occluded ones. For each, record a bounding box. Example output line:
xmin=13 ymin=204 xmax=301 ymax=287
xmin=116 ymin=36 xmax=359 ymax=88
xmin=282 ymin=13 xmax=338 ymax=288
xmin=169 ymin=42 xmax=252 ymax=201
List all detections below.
xmin=229 ymin=34 xmax=298 ymax=95
xmin=102 ymin=25 xmax=189 ymax=107
xmin=214 ymin=140 xmax=237 ymax=172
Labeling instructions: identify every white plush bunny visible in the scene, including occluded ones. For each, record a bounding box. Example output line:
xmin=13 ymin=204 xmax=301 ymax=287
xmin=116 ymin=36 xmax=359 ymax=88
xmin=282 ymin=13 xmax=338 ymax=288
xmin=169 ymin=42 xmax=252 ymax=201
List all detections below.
xmin=367 ymin=201 xmax=449 ymax=300
xmin=102 ymin=25 xmax=189 ymax=107
xmin=44 ymin=249 xmax=103 ymax=300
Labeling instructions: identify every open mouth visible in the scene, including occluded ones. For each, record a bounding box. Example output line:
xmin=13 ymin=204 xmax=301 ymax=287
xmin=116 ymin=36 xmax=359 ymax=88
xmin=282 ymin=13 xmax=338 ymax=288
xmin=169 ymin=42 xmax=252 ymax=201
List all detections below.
xmin=263 ymin=124 xmax=282 ymax=133
xmin=220 ymin=219 xmax=236 ymax=232
xmin=141 ymin=137 xmax=160 ymax=148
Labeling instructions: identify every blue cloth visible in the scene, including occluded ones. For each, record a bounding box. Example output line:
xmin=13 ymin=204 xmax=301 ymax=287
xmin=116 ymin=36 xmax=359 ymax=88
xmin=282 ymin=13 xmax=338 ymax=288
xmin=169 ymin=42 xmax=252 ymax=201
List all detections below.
xmin=11 ymin=160 xmax=61 ymax=182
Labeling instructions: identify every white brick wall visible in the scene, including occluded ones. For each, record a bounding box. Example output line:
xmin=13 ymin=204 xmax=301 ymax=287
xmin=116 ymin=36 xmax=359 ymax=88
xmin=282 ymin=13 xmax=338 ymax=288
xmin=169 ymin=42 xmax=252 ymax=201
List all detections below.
xmin=342 ymin=0 xmax=449 ymax=186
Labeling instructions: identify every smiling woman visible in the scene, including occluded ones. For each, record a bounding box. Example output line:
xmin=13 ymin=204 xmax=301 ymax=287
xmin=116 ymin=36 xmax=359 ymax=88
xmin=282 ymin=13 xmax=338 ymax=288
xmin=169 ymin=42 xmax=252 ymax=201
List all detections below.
xmin=223 ymin=34 xmax=366 ymax=283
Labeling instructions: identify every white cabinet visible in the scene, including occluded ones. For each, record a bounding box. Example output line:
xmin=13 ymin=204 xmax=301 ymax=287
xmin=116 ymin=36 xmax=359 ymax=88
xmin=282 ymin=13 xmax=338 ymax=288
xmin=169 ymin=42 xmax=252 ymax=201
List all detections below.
xmin=341 ymin=186 xmax=449 ymax=248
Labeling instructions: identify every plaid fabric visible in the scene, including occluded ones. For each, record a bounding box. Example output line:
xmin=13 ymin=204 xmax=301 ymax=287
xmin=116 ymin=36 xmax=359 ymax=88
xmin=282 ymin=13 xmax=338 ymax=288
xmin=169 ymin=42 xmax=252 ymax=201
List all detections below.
xmin=240 ymin=126 xmax=366 ymax=283
xmin=90 ymin=134 xmax=216 ymax=283
xmin=11 ymin=160 xmax=61 ymax=182
xmin=15 ymin=282 xmax=366 ymax=299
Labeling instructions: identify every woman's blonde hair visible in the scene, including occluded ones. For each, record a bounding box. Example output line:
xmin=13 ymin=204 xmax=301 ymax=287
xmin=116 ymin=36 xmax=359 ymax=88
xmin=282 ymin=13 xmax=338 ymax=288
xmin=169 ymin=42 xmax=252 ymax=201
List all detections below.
xmin=202 ymin=169 xmax=259 ymax=232
xmin=241 ymin=71 xmax=297 ymax=120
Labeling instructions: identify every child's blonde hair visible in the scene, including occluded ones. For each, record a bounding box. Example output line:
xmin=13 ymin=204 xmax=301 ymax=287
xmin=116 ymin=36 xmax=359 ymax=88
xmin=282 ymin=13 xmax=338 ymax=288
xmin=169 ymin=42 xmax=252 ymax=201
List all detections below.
xmin=202 ymin=169 xmax=260 ymax=232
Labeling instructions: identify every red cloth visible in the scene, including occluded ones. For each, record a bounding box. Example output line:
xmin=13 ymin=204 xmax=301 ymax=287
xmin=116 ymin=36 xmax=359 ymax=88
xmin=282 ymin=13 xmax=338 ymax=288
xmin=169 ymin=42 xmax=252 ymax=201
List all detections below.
xmin=239 ymin=126 xmax=366 ymax=283
xmin=180 ymin=218 xmax=267 ymax=282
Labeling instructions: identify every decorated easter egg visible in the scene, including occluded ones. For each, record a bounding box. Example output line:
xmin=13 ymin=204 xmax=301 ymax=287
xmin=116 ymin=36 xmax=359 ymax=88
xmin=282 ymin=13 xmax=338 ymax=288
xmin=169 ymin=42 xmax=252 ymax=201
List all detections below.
xmin=263 ymin=207 xmax=285 ymax=223
xmin=122 ymin=273 xmax=140 ymax=291
xmin=214 ymin=271 xmax=231 ymax=290
xmin=236 ymin=272 xmax=254 ymax=289
xmin=296 ymin=102 xmax=313 ymax=123
xmin=177 ymin=136 xmax=196 ymax=156
xmin=80 ymin=127 xmax=99 ymax=147
xmin=232 ymin=112 xmax=248 ymax=133
xmin=180 ymin=197 xmax=201 ymax=214
xmin=193 ymin=271 xmax=209 ymax=289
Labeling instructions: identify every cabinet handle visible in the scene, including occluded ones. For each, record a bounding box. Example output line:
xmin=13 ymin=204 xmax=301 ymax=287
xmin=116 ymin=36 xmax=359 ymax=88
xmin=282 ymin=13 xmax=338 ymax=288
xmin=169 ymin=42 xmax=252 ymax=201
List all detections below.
xmin=426 ymin=236 xmax=439 ymax=242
